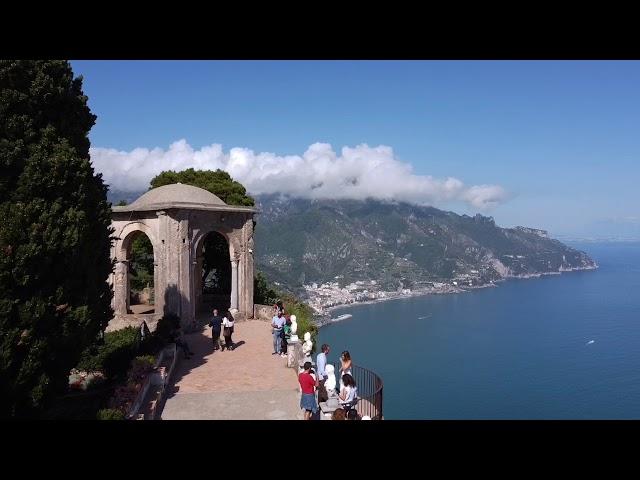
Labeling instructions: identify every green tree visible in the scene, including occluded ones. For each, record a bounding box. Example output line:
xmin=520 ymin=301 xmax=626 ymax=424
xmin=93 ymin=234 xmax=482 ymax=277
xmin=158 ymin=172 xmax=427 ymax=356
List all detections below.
xmin=150 ymin=168 xmax=255 ymax=206
xmin=129 ymin=234 xmax=154 ymax=292
xmin=0 ymin=60 xmax=114 ymax=418
xmin=254 ymin=271 xmax=278 ymax=305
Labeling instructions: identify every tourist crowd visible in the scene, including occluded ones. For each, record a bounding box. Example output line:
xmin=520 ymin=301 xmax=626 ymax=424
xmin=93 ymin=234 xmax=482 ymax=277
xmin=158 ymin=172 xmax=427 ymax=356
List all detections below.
xmin=178 ymin=302 xmax=365 ymax=420
xmin=270 ymin=301 xmax=363 ymax=420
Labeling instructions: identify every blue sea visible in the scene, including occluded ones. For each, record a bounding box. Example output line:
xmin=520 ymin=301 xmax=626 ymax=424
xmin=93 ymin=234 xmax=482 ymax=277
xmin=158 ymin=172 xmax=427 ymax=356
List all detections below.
xmin=318 ymin=242 xmax=640 ymax=419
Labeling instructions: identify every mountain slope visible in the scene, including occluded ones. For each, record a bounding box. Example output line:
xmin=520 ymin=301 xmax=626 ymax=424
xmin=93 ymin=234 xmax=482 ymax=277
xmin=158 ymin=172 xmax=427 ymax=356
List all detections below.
xmin=253 ymin=195 xmax=596 ymax=295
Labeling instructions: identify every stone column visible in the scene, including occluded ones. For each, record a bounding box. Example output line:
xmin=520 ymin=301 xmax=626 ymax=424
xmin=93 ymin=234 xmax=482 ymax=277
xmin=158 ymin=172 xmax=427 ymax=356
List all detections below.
xmin=176 ymin=213 xmax=194 ymax=330
xmin=155 ymin=211 xmax=168 ymax=316
xmin=239 ymin=216 xmax=255 ymax=318
xmin=230 ymin=257 xmax=239 ymax=311
xmin=194 ymin=254 xmax=204 ymax=316
xmin=113 ymin=260 xmax=129 ymax=315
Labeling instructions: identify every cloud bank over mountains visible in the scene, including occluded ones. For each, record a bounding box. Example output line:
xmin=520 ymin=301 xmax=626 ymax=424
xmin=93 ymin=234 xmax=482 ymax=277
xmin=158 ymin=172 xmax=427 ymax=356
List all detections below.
xmin=91 ymin=140 xmax=509 ymax=210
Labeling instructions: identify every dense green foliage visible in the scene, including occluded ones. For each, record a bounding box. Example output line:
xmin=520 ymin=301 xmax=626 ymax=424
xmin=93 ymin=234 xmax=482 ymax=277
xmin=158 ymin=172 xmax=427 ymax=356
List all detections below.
xmin=150 ymin=168 xmax=255 ymax=206
xmin=126 ymin=355 xmax=155 ymax=384
xmin=129 ymin=234 xmax=154 ymax=292
xmin=96 ymin=408 xmax=125 ymax=420
xmin=254 ymin=271 xmax=279 ymax=305
xmin=0 ymin=60 xmax=114 ymax=417
xmin=282 ymin=293 xmax=317 ymax=349
xmin=76 ymin=327 xmax=140 ymax=379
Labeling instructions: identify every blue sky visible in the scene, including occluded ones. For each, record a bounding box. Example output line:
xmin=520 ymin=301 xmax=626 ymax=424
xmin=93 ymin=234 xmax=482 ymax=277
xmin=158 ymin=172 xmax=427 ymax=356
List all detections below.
xmin=71 ymin=60 xmax=640 ymax=238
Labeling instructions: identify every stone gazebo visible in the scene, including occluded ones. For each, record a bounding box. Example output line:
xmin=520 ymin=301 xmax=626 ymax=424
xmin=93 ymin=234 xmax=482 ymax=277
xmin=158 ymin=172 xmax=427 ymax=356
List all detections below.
xmin=109 ymin=183 xmax=257 ymax=330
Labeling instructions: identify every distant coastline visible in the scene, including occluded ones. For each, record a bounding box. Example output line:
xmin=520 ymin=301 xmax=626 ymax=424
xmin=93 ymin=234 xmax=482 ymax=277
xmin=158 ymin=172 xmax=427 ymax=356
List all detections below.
xmin=314 ymin=264 xmax=598 ymax=325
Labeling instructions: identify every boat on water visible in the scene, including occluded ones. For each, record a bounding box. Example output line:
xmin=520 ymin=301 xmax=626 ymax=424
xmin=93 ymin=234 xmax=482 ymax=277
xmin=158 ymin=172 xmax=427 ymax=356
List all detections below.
xmin=332 ymin=314 xmax=353 ymax=322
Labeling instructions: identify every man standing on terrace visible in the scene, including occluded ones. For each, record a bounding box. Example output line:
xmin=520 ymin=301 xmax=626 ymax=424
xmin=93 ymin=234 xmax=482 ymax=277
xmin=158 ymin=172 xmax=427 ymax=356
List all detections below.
xmin=209 ymin=308 xmax=223 ymax=351
xmin=271 ymin=310 xmax=285 ymax=355
xmin=316 ymin=344 xmax=330 ymax=402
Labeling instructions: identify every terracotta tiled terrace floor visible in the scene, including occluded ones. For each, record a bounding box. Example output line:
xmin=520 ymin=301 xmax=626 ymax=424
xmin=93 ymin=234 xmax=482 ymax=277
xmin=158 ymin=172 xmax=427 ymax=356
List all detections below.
xmin=159 ymin=320 xmax=303 ymax=420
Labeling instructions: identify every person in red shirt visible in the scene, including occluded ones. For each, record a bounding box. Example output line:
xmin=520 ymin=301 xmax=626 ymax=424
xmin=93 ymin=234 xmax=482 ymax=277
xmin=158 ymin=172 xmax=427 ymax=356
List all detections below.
xmin=298 ymin=361 xmax=319 ymax=420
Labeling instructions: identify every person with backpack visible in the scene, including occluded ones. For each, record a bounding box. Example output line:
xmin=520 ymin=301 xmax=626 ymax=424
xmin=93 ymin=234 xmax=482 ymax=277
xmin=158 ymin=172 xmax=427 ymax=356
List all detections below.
xmin=280 ymin=316 xmax=292 ymax=357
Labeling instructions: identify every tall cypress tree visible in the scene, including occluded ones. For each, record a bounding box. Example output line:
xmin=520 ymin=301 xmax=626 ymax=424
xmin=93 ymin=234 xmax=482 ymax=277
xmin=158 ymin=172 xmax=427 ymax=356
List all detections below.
xmin=0 ymin=60 xmax=113 ymax=417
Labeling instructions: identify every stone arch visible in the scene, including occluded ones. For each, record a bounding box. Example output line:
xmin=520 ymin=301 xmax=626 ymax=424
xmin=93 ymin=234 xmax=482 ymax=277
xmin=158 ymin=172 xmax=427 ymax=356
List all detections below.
xmin=192 ymin=228 xmax=237 ymax=261
xmin=109 ymin=184 xmax=256 ymax=330
xmin=115 ymin=221 xmax=159 ymax=261
xmin=192 ymin=228 xmax=238 ymax=316
xmin=112 ymin=221 xmax=159 ymax=316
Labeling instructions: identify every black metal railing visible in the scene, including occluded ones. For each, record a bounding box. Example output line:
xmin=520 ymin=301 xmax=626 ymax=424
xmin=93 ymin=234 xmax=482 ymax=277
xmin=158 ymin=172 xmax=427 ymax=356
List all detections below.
xmin=337 ymin=363 xmax=383 ymax=420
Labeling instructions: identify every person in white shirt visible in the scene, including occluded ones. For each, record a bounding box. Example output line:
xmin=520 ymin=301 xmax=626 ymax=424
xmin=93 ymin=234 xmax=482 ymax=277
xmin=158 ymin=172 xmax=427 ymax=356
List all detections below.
xmin=339 ymin=373 xmax=357 ymax=410
xmin=221 ymin=313 xmax=235 ymax=351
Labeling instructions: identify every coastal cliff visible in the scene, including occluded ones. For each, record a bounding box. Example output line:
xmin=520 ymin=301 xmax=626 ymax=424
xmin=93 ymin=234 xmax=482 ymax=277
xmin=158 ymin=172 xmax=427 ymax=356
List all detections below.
xmin=254 ymin=195 xmax=597 ymax=311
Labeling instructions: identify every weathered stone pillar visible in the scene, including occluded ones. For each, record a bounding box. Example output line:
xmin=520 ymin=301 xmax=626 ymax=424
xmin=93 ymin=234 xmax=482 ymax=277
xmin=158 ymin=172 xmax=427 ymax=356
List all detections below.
xmin=194 ymin=254 xmax=204 ymax=316
xmin=113 ymin=260 xmax=129 ymax=315
xmin=238 ymin=216 xmax=255 ymax=318
xmin=176 ymin=213 xmax=194 ymax=329
xmin=230 ymin=257 xmax=239 ymax=311
xmin=155 ymin=211 xmax=169 ymax=316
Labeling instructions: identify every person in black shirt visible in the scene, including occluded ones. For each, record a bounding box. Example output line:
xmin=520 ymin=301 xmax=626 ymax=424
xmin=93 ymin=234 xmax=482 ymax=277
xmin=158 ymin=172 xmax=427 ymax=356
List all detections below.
xmin=209 ymin=308 xmax=223 ymax=351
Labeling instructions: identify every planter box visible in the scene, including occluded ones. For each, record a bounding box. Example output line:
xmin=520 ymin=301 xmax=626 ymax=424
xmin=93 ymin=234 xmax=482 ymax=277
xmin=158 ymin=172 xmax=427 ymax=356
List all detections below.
xmin=126 ymin=343 xmax=177 ymax=420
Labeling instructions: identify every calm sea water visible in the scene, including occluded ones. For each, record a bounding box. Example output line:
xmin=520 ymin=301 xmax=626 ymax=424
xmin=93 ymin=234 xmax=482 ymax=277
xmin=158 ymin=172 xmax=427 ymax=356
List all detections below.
xmin=318 ymin=242 xmax=640 ymax=419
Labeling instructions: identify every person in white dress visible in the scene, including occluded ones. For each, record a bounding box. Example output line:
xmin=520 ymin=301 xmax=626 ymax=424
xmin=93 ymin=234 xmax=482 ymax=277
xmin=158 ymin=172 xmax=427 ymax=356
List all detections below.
xmin=339 ymin=350 xmax=352 ymax=392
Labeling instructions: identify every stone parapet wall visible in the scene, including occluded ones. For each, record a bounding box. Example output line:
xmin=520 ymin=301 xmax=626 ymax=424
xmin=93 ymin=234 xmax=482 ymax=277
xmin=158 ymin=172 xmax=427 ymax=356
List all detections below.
xmin=106 ymin=313 xmax=162 ymax=333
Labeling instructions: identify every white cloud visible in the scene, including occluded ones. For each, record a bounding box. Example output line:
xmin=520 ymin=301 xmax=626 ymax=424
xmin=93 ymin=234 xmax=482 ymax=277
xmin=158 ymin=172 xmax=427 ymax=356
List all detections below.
xmin=90 ymin=140 xmax=509 ymax=210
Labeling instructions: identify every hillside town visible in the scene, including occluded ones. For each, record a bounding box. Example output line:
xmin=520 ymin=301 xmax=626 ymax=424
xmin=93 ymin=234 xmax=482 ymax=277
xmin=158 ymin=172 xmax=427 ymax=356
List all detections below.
xmin=303 ymin=279 xmax=467 ymax=312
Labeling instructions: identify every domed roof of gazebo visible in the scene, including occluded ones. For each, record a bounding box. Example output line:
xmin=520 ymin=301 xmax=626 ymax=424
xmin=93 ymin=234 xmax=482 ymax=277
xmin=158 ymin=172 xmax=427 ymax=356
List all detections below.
xmin=112 ymin=183 xmax=256 ymax=213
xmin=132 ymin=183 xmax=225 ymax=208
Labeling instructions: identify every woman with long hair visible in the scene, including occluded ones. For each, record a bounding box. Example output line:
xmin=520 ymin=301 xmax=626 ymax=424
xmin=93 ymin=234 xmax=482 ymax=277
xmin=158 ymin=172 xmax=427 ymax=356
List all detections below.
xmin=339 ymin=350 xmax=352 ymax=392
xmin=299 ymin=361 xmax=319 ymax=420
xmin=339 ymin=373 xmax=357 ymax=411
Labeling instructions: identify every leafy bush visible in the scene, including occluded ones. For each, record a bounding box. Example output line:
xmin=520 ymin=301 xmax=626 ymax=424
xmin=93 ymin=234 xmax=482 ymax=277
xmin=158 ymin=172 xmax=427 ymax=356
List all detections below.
xmin=284 ymin=295 xmax=318 ymax=352
xmin=76 ymin=327 xmax=140 ymax=379
xmin=127 ymin=355 xmax=155 ymax=384
xmin=68 ymin=371 xmax=106 ymax=391
xmin=97 ymin=408 xmax=125 ymax=420
xmin=254 ymin=271 xmax=279 ymax=305
xmin=108 ymin=383 xmax=139 ymax=415
xmin=129 ymin=234 xmax=154 ymax=292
